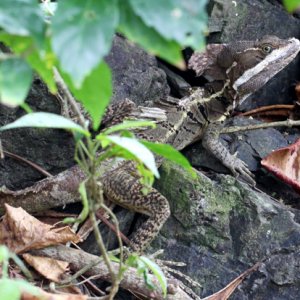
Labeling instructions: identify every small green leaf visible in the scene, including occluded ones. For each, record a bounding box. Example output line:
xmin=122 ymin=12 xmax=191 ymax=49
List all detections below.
xmin=26 ymin=39 xmax=57 ymax=93
xmin=139 ymin=256 xmax=167 ymax=297
xmin=0 ymin=280 xmax=21 ymax=300
xmin=0 ymin=246 xmax=10 ymax=263
xmin=109 ymin=254 xmax=120 ymax=263
xmin=106 ymin=136 xmax=159 ymax=178
xmin=283 ymin=0 xmax=300 ymax=12
xmin=0 ymin=58 xmax=33 ymax=106
xmin=103 ymin=120 xmax=156 ymax=135
xmin=64 ymin=61 xmax=112 ymax=130
xmin=141 ymin=140 xmax=195 ymax=176
xmin=129 ymin=0 xmax=207 ymax=50
xmin=0 ymin=0 xmax=45 ymax=46
xmin=0 ymin=112 xmax=90 ymax=136
xmin=118 ymin=1 xmax=183 ymax=67
xmin=52 ymin=0 xmax=118 ymax=87
xmin=0 ymin=279 xmax=40 ymax=300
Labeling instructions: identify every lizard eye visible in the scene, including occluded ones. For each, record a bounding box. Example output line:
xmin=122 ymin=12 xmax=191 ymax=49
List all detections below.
xmin=262 ymin=45 xmax=273 ymax=54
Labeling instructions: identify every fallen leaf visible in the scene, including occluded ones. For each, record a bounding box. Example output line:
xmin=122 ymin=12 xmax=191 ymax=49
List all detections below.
xmin=202 ymin=263 xmax=260 ymax=300
xmin=0 ymin=205 xmax=81 ymax=253
xmin=261 ymin=139 xmax=300 ymax=193
xmin=23 ymin=254 xmax=69 ymax=282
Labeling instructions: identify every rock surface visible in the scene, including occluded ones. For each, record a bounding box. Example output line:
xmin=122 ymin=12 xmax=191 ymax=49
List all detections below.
xmin=151 ymin=160 xmax=300 ymax=300
xmin=106 ymin=35 xmax=170 ymax=106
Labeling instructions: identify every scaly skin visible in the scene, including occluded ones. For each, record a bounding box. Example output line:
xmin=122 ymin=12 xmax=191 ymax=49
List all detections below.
xmin=101 ymin=36 xmax=300 ymax=254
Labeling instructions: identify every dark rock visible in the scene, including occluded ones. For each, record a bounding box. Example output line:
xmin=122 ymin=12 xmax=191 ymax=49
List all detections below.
xmin=106 ymin=35 xmax=170 ymax=106
xmin=0 ymin=79 xmax=75 ymax=190
xmin=80 ymin=209 xmax=135 ymax=256
xmin=151 ymin=160 xmax=300 ymax=299
xmin=157 ymin=62 xmax=191 ymax=98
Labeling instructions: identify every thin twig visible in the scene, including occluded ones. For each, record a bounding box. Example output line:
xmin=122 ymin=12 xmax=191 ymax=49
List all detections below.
xmin=221 ymin=118 xmax=300 ymax=134
xmin=2 ymin=150 xmax=52 ymax=177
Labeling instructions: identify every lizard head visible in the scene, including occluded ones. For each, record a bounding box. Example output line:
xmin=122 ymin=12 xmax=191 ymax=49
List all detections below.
xmin=232 ymin=36 xmax=300 ymax=105
xmin=189 ymin=36 xmax=300 ymax=106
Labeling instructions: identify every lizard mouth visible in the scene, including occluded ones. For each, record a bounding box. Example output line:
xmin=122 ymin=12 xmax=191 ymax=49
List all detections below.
xmin=232 ymin=38 xmax=300 ymax=106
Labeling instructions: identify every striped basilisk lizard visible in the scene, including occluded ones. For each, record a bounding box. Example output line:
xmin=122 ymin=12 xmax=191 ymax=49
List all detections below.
xmin=100 ymin=36 xmax=300 ymax=254
xmin=1 ymin=36 xmax=299 ymax=255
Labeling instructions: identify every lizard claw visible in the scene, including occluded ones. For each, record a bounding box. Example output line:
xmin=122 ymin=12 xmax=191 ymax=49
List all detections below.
xmin=227 ymin=156 xmax=256 ymax=186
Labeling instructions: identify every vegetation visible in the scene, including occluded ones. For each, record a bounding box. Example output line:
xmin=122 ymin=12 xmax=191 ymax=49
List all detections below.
xmin=0 ymin=0 xmax=207 ymax=298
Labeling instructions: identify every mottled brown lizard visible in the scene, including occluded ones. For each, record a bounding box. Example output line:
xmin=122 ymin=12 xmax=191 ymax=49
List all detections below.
xmin=100 ymin=36 xmax=300 ymax=254
xmin=1 ymin=36 xmax=299 ymax=256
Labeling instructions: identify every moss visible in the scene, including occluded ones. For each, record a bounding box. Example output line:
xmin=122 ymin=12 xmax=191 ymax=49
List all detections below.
xmin=154 ymin=160 xmax=249 ymax=251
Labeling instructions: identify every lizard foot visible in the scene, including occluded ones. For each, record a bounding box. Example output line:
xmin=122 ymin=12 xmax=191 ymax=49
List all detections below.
xmin=224 ymin=155 xmax=256 ymax=186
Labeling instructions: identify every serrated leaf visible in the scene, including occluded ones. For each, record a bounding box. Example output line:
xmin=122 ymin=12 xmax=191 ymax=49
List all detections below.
xmin=64 ymin=61 xmax=112 ymax=130
xmin=103 ymin=120 xmax=156 ymax=135
xmin=129 ymin=0 xmax=207 ymax=49
xmin=139 ymin=256 xmax=167 ymax=297
xmin=0 ymin=0 xmax=45 ymax=47
xmin=0 ymin=58 xmax=33 ymax=106
xmin=52 ymin=0 xmax=118 ymax=87
xmin=106 ymin=136 xmax=159 ymax=178
xmin=0 ymin=112 xmax=90 ymax=136
xmin=118 ymin=1 xmax=183 ymax=67
xmin=283 ymin=0 xmax=300 ymax=12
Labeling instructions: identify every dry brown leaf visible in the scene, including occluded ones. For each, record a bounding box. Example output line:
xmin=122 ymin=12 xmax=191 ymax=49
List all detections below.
xmin=202 ymin=263 xmax=260 ymax=300
xmin=23 ymin=253 xmax=69 ymax=282
xmin=22 ymin=290 xmax=87 ymax=300
xmin=0 ymin=204 xmax=81 ymax=253
xmin=261 ymin=138 xmax=300 ymax=193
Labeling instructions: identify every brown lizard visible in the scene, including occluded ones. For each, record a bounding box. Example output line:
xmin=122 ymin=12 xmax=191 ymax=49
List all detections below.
xmin=100 ymin=36 xmax=300 ymax=254
xmin=1 ymin=36 xmax=299 ymax=256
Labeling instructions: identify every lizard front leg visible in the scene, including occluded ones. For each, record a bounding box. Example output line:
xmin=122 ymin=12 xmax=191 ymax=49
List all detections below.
xmin=101 ymin=167 xmax=170 ymax=254
xmin=202 ymin=122 xmax=255 ymax=185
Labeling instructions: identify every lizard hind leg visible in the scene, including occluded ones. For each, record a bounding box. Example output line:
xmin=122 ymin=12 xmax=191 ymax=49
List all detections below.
xmin=101 ymin=168 xmax=170 ymax=254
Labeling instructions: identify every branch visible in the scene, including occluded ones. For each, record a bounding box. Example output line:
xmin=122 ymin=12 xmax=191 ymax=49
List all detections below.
xmin=32 ymin=245 xmax=194 ymax=300
xmin=221 ymin=119 xmax=300 ymax=134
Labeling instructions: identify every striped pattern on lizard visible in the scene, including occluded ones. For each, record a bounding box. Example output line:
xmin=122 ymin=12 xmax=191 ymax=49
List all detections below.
xmin=101 ymin=36 xmax=300 ymax=254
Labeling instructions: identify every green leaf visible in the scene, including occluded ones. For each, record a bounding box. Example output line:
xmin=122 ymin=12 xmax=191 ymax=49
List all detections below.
xmin=141 ymin=140 xmax=195 ymax=176
xmin=0 ymin=112 xmax=90 ymax=136
xmin=0 ymin=58 xmax=33 ymax=106
xmin=103 ymin=120 xmax=156 ymax=135
xmin=0 ymin=34 xmax=56 ymax=93
xmin=52 ymin=0 xmax=119 ymax=87
xmin=64 ymin=61 xmax=112 ymax=130
xmin=0 ymin=279 xmax=21 ymax=300
xmin=106 ymin=136 xmax=159 ymax=178
xmin=283 ymin=0 xmax=300 ymax=12
xmin=118 ymin=1 xmax=184 ymax=67
xmin=0 ymin=279 xmax=40 ymax=300
xmin=129 ymin=0 xmax=207 ymax=49
xmin=26 ymin=39 xmax=57 ymax=93
xmin=139 ymin=256 xmax=167 ymax=297
xmin=0 ymin=246 xmax=10 ymax=263
xmin=0 ymin=0 xmax=45 ymax=47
